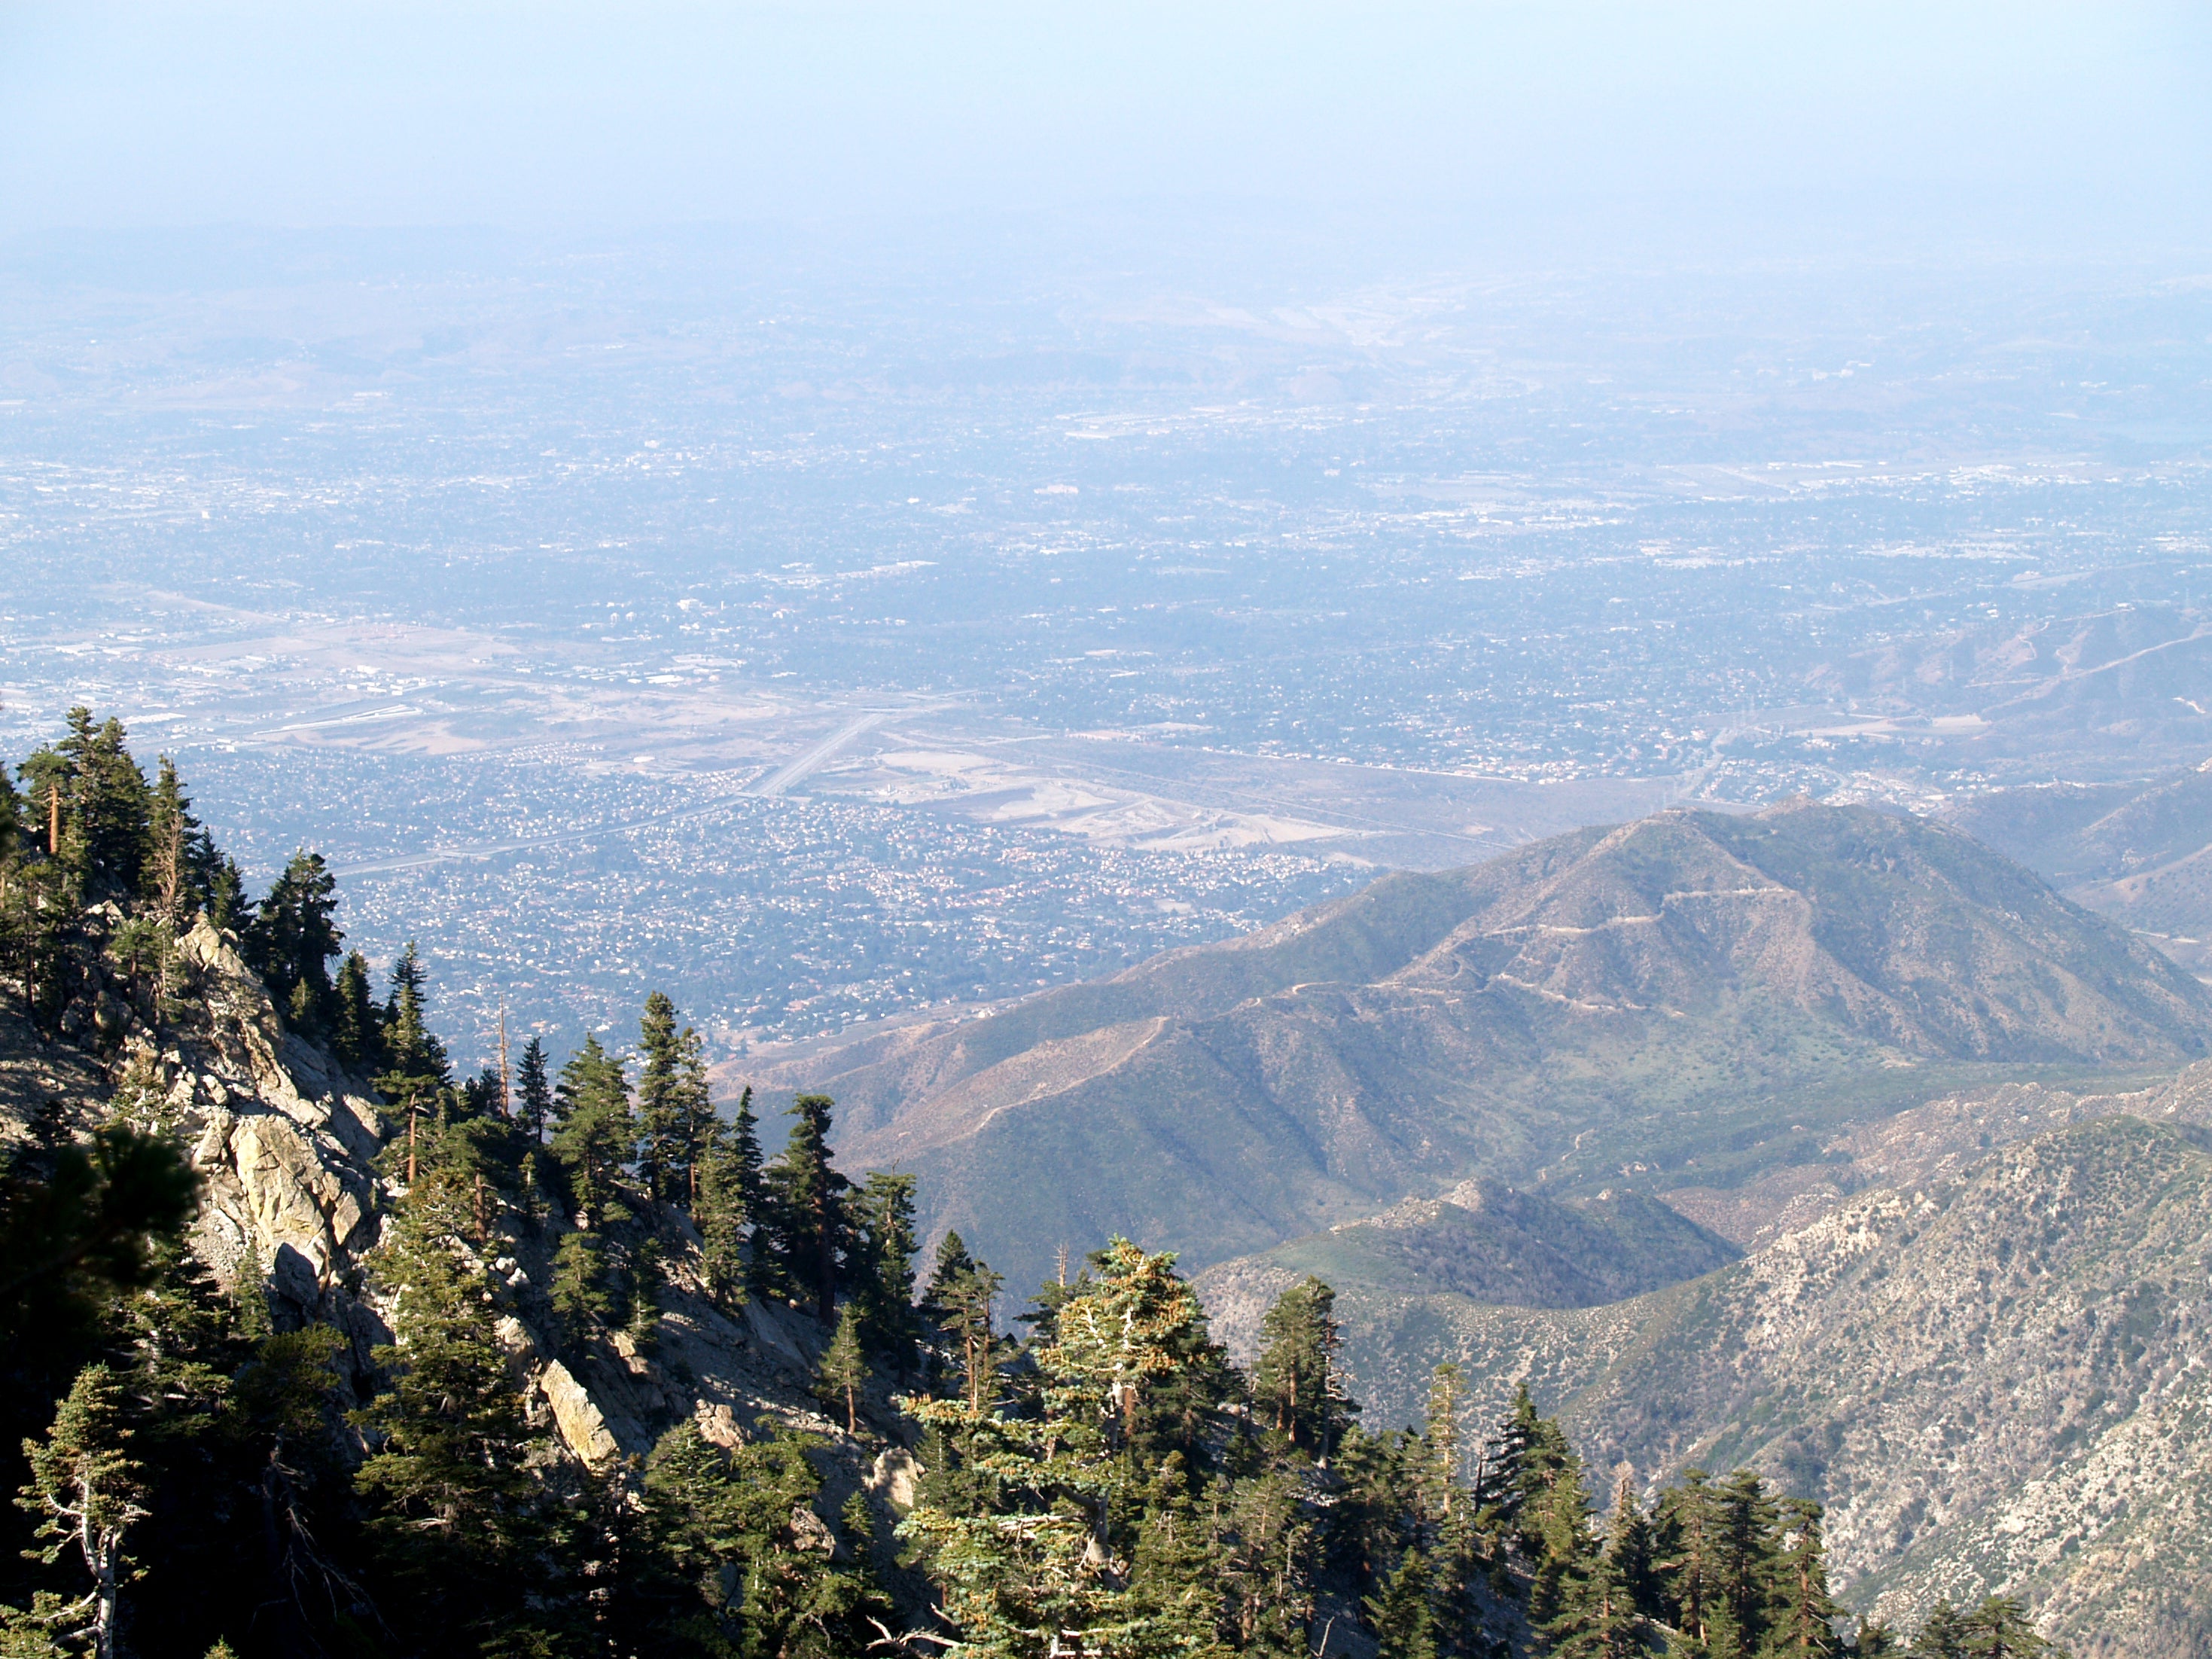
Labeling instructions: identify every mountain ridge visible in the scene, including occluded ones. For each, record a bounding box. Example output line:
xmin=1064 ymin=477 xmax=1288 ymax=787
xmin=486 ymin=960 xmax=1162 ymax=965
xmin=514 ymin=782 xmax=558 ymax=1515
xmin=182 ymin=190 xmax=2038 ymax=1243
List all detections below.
xmin=751 ymin=801 xmax=2212 ymax=1297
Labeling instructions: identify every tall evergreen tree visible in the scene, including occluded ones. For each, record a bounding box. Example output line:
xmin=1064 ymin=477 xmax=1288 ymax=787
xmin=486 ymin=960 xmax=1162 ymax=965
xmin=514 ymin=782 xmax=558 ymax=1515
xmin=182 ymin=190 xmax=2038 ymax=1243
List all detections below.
xmin=635 ymin=991 xmax=685 ymax=1204
xmin=331 ymin=950 xmax=382 ymax=1075
xmin=1252 ymin=1275 xmax=1357 ymax=1459
xmin=514 ymin=1035 xmax=553 ymax=1145
xmin=899 ymin=1239 xmax=1211 ymax=1655
xmin=920 ymin=1231 xmax=1004 ymax=1414
xmin=375 ymin=943 xmax=451 ymax=1119
xmin=1908 ymin=1603 xmax=1970 ymax=1659
xmin=1605 ymin=1472 xmax=1660 ymax=1620
xmin=550 ymin=1033 xmax=635 ymax=1230
xmin=17 ymin=1364 xmax=149 ymax=1659
xmin=245 ymin=852 xmax=343 ymax=1026
xmin=761 ymin=1094 xmax=849 ymax=1322
xmin=352 ymin=1178 xmax=548 ymax=1654
xmin=849 ymin=1171 xmax=922 ymax=1371
xmin=674 ymin=1025 xmax=714 ymax=1203
xmin=692 ymin=1117 xmax=750 ymax=1311
xmin=815 ymin=1304 xmax=872 ymax=1434
xmin=636 ymin=1423 xmax=891 ymax=1656
xmin=23 ymin=709 xmax=152 ymax=901
xmin=0 ymin=755 xmax=19 ymax=862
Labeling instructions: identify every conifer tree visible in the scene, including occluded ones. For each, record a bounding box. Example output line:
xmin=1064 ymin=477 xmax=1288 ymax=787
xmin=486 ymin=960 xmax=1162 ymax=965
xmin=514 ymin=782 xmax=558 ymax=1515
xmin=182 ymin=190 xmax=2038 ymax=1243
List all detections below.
xmin=246 ymin=851 xmax=343 ymax=1029
xmin=1478 ymin=1382 xmax=1576 ymax=1557
xmin=141 ymin=755 xmax=220 ymax=923
xmin=23 ymin=709 xmax=152 ymax=901
xmin=1957 ymin=1597 xmax=2061 ymax=1659
xmin=1711 ymin=1468 xmax=1781 ymax=1658
xmin=1365 ymin=1547 xmax=1440 ymax=1659
xmin=692 ymin=1118 xmax=750 ymax=1311
xmin=1604 ymin=1472 xmax=1660 ymax=1620
xmin=815 ymin=1304 xmax=872 ymax=1435
xmin=920 ymin=1232 xmax=1004 ymax=1414
xmin=637 ymin=1423 xmax=891 ymax=1655
xmin=1766 ymin=1498 xmax=1844 ymax=1658
xmin=1252 ymin=1276 xmax=1356 ymax=1459
xmin=1852 ymin=1616 xmax=1903 ymax=1656
xmin=352 ymin=1177 xmax=545 ymax=1651
xmin=1526 ymin=1450 xmax=1592 ymax=1634
xmin=761 ymin=1094 xmax=849 ymax=1322
xmin=635 ymin=991 xmax=685 ymax=1204
xmin=375 ymin=944 xmax=452 ymax=1127
xmin=897 ymin=1239 xmax=1208 ymax=1655
xmin=0 ymin=758 xmax=19 ymax=862
xmin=674 ymin=1025 xmax=714 ymax=1202
xmin=550 ymin=1033 xmax=635 ymax=1229
xmin=726 ymin=1085 xmax=772 ymax=1296
xmin=552 ymin=1231 xmax=617 ymax=1346
xmin=1909 ymin=1603 xmax=1970 ymax=1659
xmin=514 ymin=1035 xmax=552 ymax=1145
xmin=17 ymin=1364 xmax=148 ymax=1659
xmin=850 ymin=1171 xmax=922 ymax=1371
xmin=331 ymin=950 xmax=381 ymax=1075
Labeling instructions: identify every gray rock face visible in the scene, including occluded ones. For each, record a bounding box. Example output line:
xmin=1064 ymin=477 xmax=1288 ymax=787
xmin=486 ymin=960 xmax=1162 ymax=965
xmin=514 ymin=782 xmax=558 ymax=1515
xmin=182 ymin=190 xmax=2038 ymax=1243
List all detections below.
xmin=148 ymin=920 xmax=390 ymax=1312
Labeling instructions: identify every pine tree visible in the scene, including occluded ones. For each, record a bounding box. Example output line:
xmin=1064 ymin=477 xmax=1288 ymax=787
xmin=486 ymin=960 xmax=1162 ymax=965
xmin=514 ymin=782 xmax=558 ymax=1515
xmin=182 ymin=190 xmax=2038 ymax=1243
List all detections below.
xmin=1766 ymin=1498 xmax=1845 ymax=1657
xmin=1654 ymin=1467 xmax=1715 ymax=1651
xmin=815 ymin=1304 xmax=872 ymax=1434
xmin=674 ymin=1024 xmax=714 ymax=1203
xmin=514 ymin=1035 xmax=552 ymax=1145
xmin=352 ymin=1184 xmax=545 ymax=1650
xmin=727 ymin=1086 xmax=772 ymax=1298
xmin=920 ymin=1231 xmax=1004 ymax=1414
xmin=1252 ymin=1275 xmax=1357 ymax=1459
xmin=331 ymin=950 xmax=381 ymax=1075
xmin=245 ymin=851 xmax=343 ymax=1029
xmin=26 ymin=709 xmax=152 ymax=901
xmin=1605 ymin=1472 xmax=1660 ymax=1620
xmin=638 ymin=1423 xmax=891 ymax=1656
xmin=550 ymin=1033 xmax=635 ymax=1229
xmin=375 ymin=943 xmax=452 ymax=1127
xmin=897 ymin=1239 xmax=1210 ymax=1656
xmin=635 ymin=991 xmax=684 ymax=1204
xmin=552 ymin=1231 xmax=617 ymax=1346
xmin=1365 ymin=1547 xmax=1440 ymax=1659
xmin=1477 ymin=1382 xmax=1576 ymax=1557
xmin=0 ymin=758 xmax=19 ymax=862
xmin=17 ymin=1364 xmax=149 ymax=1659
xmin=1711 ymin=1468 xmax=1782 ymax=1659
xmin=761 ymin=1094 xmax=849 ymax=1322
xmin=692 ymin=1117 xmax=750 ymax=1311
xmin=1909 ymin=1603 xmax=1970 ymax=1659
xmin=850 ymin=1171 xmax=922 ymax=1372
xmin=1853 ymin=1616 xmax=1903 ymax=1655
xmin=1526 ymin=1451 xmax=1592 ymax=1634
xmin=140 ymin=755 xmax=217 ymax=922
xmin=1957 ymin=1597 xmax=2061 ymax=1659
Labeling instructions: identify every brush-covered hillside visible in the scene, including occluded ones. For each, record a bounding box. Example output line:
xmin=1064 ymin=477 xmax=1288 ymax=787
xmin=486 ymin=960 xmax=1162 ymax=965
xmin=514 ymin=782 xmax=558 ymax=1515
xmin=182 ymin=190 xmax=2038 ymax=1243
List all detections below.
xmin=1202 ymin=1067 xmax=2212 ymax=1659
xmin=762 ymin=798 xmax=2212 ymax=1297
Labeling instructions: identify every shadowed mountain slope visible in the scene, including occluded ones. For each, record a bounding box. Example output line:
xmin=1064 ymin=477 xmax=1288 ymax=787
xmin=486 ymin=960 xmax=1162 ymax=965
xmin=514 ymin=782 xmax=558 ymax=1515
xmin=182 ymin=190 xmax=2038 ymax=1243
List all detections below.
xmin=1947 ymin=758 xmax=2212 ymax=972
xmin=761 ymin=801 xmax=2212 ymax=1297
xmin=1205 ymin=1177 xmax=1740 ymax=1312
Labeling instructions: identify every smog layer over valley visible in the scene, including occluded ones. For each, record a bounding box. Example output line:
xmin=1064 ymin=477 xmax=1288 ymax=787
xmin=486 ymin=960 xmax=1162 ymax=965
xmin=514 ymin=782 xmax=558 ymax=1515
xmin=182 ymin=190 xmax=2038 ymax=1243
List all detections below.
xmin=6 ymin=8 xmax=2212 ymax=1658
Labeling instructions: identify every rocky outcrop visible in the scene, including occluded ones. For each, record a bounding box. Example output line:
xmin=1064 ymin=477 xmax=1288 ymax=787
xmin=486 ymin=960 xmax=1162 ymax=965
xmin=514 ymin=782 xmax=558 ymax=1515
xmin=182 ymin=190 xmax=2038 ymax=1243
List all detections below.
xmin=142 ymin=919 xmax=392 ymax=1311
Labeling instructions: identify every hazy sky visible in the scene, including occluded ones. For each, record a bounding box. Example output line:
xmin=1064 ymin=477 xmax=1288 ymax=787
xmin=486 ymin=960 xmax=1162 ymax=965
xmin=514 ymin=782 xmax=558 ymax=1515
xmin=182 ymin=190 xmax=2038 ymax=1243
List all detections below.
xmin=2 ymin=2 xmax=2208 ymax=263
